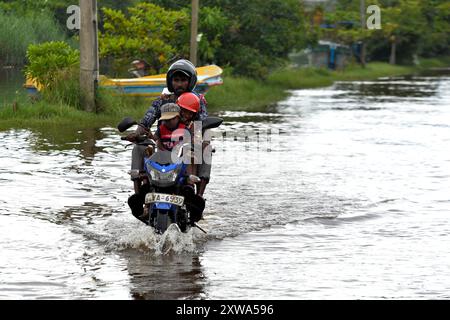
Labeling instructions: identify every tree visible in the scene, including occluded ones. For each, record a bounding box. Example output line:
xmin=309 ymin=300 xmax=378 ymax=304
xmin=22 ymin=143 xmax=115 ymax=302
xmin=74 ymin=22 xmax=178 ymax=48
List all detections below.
xmin=99 ymin=2 xmax=189 ymax=75
xmin=153 ymin=0 xmax=310 ymax=78
xmin=320 ymin=0 xmax=382 ymax=64
xmin=195 ymin=6 xmax=230 ymax=65
xmin=319 ymin=0 xmax=449 ymax=64
xmin=419 ymin=0 xmax=450 ymax=57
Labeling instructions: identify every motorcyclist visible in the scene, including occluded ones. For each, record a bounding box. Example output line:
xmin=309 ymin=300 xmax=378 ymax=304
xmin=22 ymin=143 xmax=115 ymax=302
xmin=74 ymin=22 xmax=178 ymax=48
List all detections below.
xmin=126 ymin=59 xmax=210 ymax=195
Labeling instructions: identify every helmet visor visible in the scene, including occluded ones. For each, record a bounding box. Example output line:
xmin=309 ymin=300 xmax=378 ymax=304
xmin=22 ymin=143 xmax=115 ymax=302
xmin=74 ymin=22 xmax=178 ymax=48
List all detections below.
xmin=173 ymin=70 xmax=190 ymax=78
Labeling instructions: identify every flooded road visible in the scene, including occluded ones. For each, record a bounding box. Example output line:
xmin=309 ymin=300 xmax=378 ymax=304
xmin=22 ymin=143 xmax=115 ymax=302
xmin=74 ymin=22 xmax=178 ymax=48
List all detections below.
xmin=1 ymin=70 xmax=449 ymax=299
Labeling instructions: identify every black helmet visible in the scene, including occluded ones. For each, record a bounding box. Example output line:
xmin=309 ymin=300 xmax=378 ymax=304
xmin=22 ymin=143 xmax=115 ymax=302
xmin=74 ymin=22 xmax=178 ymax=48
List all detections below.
xmin=166 ymin=59 xmax=197 ymax=93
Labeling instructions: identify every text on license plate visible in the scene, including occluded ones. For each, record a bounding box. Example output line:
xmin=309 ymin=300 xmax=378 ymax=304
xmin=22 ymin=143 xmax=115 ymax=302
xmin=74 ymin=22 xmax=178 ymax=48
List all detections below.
xmin=145 ymin=193 xmax=184 ymax=206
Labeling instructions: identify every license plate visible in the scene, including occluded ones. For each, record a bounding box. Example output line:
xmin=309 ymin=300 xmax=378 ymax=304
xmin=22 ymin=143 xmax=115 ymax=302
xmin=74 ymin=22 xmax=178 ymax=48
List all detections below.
xmin=145 ymin=193 xmax=184 ymax=206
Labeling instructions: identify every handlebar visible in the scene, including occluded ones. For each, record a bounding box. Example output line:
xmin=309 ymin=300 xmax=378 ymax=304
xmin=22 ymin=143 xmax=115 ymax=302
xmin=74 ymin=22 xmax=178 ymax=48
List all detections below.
xmin=137 ymin=139 xmax=156 ymax=146
xmin=121 ymin=134 xmax=156 ymax=146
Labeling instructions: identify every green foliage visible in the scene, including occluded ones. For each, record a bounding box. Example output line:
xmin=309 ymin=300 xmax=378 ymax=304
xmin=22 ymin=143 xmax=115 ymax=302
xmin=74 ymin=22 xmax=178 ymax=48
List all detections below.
xmin=421 ymin=1 xmax=450 ymax=57
xmin=99 ymin=2 xmax=189 ymax=75
xmin=0 ymin=0 xmax=81 ymax=39
xmin=0 ymin=100 xmax=84 ymax=121
xmin=268 ymin=67 xmax=334 ymax=89
xmin=225 ymin=45 xmax=272 ymax=80
xmin=321 ymin=0 xmax=450 ymax=63
xmin=332 ymin=62 xmax=413 ymax=80
xmin=206 ymin=75 xmax=289 ymax=112
xmin=95 ymin=88 xmax=150 ymax=115
xmin=321 ymin=0 xmax=381 ymax=45
xmin=2 ymin=57 xmax=449 ymax=127
xmin=375 ymin=0 xmax=450 ymax=61
xmin=25 ymin=41 xmax=81 ymax=107
xmin=0 ymin=0 xmax=65 ymax=13
xmin=25 ymin=41 xmax=79 ymax=88
xmin=48 ymin=66 xmax=82 ymax=108
xmin=153 ymin=0 xmax=311 ymax=78
xmin=0 ymin=92 xmax=152 ymax=129
xmin=0 ymin=9 xmax=68 ymax=65
xmin=416 ymin=56 xmax=450 ymax=68
xmin=196 ymin=6 xmax=230 ymax=64
xmin=150 ymin=0 xmax=187 ymax=10
xmin=379 ymin=0 xmax=427 ymax=62
xmin=205 ymin=0 xmax=309 ymax=78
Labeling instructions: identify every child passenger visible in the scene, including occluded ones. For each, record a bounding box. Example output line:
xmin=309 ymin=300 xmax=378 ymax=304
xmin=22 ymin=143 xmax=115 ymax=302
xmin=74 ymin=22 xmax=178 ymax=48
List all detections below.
xmin=154 ymin=103 xmax=186 ymax=151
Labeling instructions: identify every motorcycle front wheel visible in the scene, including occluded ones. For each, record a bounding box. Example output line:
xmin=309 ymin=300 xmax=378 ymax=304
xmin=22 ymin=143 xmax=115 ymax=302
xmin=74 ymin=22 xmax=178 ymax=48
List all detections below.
xmin=155 ymin=210 xmax=169 ymax=234
xmin=177 ymin=208 xmax=188 ymax=233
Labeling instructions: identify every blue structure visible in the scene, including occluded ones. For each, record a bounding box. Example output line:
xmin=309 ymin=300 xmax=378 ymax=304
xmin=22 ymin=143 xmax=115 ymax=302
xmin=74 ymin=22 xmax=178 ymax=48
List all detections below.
xmin=309 ymin=41 xmax=351 ymax=70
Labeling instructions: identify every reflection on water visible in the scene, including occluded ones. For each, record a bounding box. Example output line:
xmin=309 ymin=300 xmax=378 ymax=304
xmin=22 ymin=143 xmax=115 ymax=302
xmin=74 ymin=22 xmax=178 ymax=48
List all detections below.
xmin=218 ymin=111 xmax=286 ymax=124
xmin=0 ymin=67 xmax=25 ymax=106
xmin=0 ymin=69 xmax=449 ymax=299
xmin=122 ymin=252 xmax=206 ymax=300
xmin=336 ymin=77 xmax=440 ymax=99
xmin=26 ymin=126 xmax=107 ymax=156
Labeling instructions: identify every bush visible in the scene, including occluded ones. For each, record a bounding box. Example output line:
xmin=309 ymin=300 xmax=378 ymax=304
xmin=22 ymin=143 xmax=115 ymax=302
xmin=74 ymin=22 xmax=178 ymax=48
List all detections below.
xmin=25 ymin=41 xmax=81 ymax=108
xmin=48 ymin=66 xmax=81 ymax=108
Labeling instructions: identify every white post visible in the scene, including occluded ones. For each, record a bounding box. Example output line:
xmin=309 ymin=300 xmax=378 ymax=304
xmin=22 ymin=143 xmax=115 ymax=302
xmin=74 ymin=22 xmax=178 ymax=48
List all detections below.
xmin=79 ymin=0 xmax=99 ymax=112
xmin=190 ymin=0 xmax=199 ymax=66
xmin=360 ymin=0 xmax=366 ymax=67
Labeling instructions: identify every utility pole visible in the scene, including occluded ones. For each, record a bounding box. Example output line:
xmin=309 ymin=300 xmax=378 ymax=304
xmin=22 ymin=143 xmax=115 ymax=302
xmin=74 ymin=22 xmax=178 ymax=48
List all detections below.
xmin=389 ymin=35 xmax=396 ymax=65
xmin=360 ymin=0 xmax=366 ymax=67
xmin=79 ymin=0 xmax=99 ymax=112
xmin=190 ymin=0 xmax=199 ymax=66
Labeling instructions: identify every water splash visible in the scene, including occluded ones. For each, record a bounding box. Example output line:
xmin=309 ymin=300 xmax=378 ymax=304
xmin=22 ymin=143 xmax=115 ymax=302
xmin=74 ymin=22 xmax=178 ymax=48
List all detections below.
xmin=157 ymin=224 xmax=198 ymax=255
xmin=74 ymin=217 xmax=205 ymax=255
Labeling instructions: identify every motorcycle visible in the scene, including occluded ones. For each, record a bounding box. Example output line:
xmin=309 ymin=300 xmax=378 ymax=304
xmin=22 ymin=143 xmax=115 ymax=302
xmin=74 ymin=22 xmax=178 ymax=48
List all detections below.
xmin=117 ymin=116 xmax=223 ymax=234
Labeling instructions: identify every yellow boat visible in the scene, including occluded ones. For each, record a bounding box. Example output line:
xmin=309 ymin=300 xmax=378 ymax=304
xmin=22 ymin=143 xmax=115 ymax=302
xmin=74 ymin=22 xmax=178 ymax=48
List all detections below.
xmin=24 ymin=65 xmax=223 ymax=97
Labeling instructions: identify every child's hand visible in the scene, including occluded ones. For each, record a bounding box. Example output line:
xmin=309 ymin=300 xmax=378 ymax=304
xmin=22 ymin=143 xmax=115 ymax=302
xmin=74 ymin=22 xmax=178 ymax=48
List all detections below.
xmin=186 ymin=121 xmax=194 ymax=131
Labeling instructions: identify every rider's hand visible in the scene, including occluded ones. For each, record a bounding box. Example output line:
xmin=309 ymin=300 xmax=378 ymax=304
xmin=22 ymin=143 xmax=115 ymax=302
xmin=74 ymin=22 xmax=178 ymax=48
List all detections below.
xmin=125 ymin=132 xmax=139 ymax=142
xmin=161 ymin=93 xmax=175 ymax=101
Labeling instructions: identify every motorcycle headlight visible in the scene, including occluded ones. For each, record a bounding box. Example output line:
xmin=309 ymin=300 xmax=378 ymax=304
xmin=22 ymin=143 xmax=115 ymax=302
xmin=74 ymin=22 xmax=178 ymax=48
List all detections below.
xmin=148 ymin=166 xmax=178 ymax=182
xmin=167 ymin=171 xmax=178 ymax=182
xmin=149 ymin=168 xmax=158 ymax=181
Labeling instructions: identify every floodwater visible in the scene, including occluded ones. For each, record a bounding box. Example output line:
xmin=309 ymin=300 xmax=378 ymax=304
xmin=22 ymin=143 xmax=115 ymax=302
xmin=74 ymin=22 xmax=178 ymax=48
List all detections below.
xmin=0 ymin=66 xmax=24 ymax=106
xmin=1 ymin=69 xmax=450 ymax=299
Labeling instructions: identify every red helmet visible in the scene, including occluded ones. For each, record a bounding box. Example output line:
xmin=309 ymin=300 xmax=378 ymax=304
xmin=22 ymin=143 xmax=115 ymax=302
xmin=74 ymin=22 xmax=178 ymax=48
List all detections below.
xmin=177 ymin=92 xmax=200 ymax=113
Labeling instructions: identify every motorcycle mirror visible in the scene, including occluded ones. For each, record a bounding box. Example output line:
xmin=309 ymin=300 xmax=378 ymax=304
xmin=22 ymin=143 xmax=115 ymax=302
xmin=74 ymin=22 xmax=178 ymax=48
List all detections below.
xmin=117 ymin=117 xmax=137 ymax=132
xmin=202 ymin=117 xmax=223 ymax=131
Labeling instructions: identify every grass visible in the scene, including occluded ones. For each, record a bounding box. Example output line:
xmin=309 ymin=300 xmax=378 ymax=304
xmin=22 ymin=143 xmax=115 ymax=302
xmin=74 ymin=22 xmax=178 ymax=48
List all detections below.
xmin=0 ymin=10 xmax=70 ymax=66
xmin=332 ymin=62 xmax=414 ymax=81
xmin=268 ymin=62 xmax=416 ymax=87
xmin=267 ymin=67 xmax=334 ymax=89
xmin=0 ymin=91 xmax=151 ymax=130
xmin=206 ymin=76 xmax=289 ymax=112
xmin=416 ymin=56 xmax=450 ymax=69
